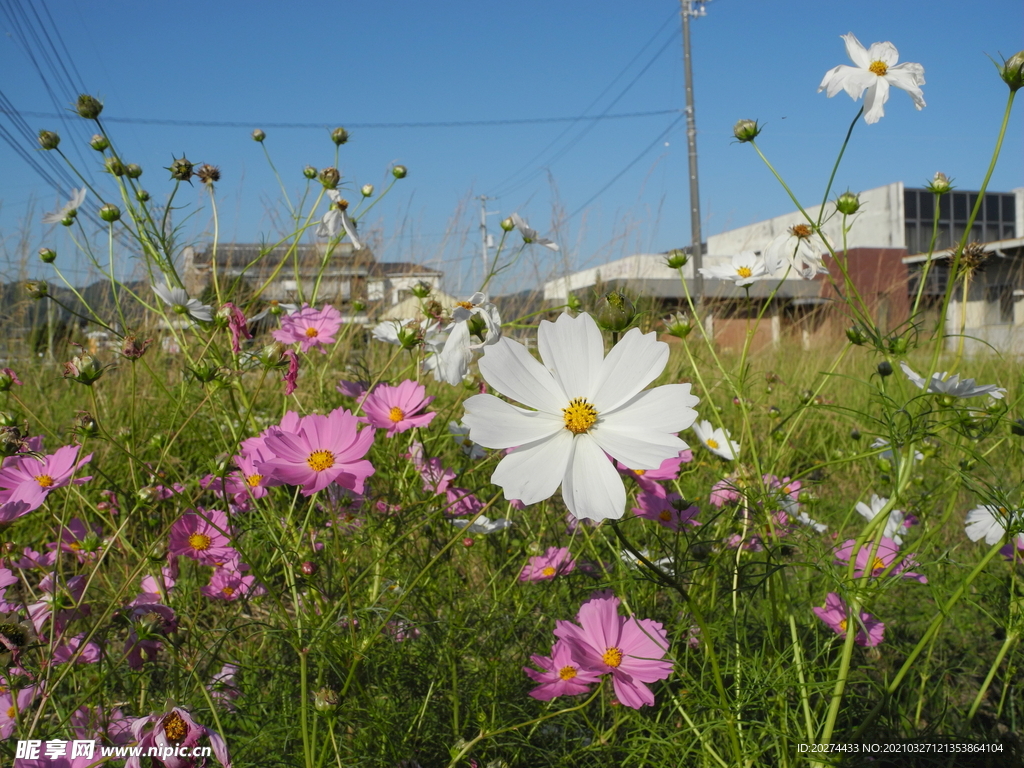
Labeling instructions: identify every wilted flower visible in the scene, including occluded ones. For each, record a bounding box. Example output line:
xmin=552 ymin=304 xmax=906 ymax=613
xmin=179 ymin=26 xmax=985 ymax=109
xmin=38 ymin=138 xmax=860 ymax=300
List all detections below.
xmin=316 ymin=189 xmax=362 ymax=248
xmin=196 ymin=164 xmax=221 ymax=184
xmin=42 ymin=188 xmax=87 ymax=224
xmin=425 ymin=292 xmax=501 ymax=385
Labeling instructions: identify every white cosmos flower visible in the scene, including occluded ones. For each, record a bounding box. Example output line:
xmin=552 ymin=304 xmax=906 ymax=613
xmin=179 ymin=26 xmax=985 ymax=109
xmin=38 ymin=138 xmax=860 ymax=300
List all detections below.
xmin=764 ymin=225 xmax=831 ymax=279
xmin=427 ymin=292 xmax=502 ymax=386
xmin=462 ymin=312 xmax=699 ymax=522
xmin=316 ymin=190 xmax=363 ymax=248
xmin=818 ymin=33 xmax=926 ymax=125
xmin=870 ymin=438 xmax=924 ymax=462
xmin=152 ymin=280 xmax=213 ymax=323
xmin=964 ymin=505 xmax=1019 ymax=545
xmin=449 ymin=421 xmax=487 ymax=460
xmin=42 ymin=187 xmax=87 ymax=224
xmin=691 ymin=420 xmax=739 ymax=460
xmin=510 ymin=213 xmax=559 ymax=251
xmin=795 ymin=511 xmax=828 ymax=533
xmin=698 ymin=251 xmax=767 ymax=287
xmin=900 ymin=361 xmax=1006 ymax=400
xmin=372 ymin=319 xmax=411 ymax=346
xmin=451 ymin=515 xmax=512 ymax=534
xmin=855 ymin=494 xmax=905 ymax=545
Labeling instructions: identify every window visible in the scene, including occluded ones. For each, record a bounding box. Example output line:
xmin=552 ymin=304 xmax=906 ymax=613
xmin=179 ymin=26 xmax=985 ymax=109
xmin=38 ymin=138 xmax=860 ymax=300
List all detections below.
xmin=985 ymin=285 xmax=1014 ymax=325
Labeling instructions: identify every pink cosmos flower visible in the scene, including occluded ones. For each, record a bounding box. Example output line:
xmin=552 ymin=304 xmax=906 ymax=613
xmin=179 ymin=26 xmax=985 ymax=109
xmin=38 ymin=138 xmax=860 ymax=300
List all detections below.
xmin=123 ymin=597 xmax=177 ymax=670
xmin=524 ymin=639 xmax=602 ymax=700
xmin=0 ymin=367 xmax=22 ymax=388
xmin=553 ymin=592 xmax=673 ymax=709
xmin=57 ymin=517 xmax=105 ymax=563
xmin=208 ymin=663 xmax=242 ymax=711
xmin=709 ymin=478 xmax=742 ymax=507
xmin=127 ymin=706 xmax=231 ymax=768
xmin=0 ymin=500 xmax=32 ymax=524
xmin=140 ymin=561 xmax=178 ymax=601
xmin=258 ymin=408 xmax=375 ymax=496
xmin=833 ymin=538 xmax=926 ymax=583
xmin=813 ymin=592 xmax=885 ymax=647
xmin=222 ymin=302 xmax=252 ymax=353
xmin=27 ymin=573 xmax=90 ymax=634
xmin=444 ymin=487 xmax=484 ymax=517
xmin=0 ymin=444 xmax=92 ymax=508
xmin=336 ymin=379 xmax=370 ymax=400
xmin=202 ymin=563 xmax=265 ymax=601
xmin=361 ymin=380 xmax=436 ymax=436
xmin=203 ymin=446 xmax=273 ymax=511
xmin=52 ymin=633 xmax=102 ymax=665
xmin=168 ymin=509 xmax=236 ymax=566
xmin=0 ymin=683 xmax=37 ymax=738
xmin=13 ymin=547 xmax=56 ymax=570
xmin=615 ymin=450 xmax=692 ymax=496
xmin=272 ymin=303 xmax=343 ymax=354
xmin=520 ymin=546 xmax=576 ymax=581
xmin=282 ymin=349 xmax=300 ymax=395
xmin=71 ymin=704 xmax=132 ymax=745
xmin=632 ymin=491 xmax=700 ymax=531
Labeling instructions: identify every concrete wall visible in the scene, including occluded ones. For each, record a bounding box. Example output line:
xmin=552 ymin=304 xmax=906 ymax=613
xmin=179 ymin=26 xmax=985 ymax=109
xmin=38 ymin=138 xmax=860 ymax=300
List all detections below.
xmin=544 ymin=254 xmax=692 ymax=301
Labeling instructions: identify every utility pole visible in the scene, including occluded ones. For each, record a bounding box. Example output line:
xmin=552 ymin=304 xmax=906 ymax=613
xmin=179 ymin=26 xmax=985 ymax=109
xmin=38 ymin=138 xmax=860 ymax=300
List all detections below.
xmin=478 ymin=195 xmax=497 ymax=284
xmin=681 ymin=0 xmax=707 ymax=309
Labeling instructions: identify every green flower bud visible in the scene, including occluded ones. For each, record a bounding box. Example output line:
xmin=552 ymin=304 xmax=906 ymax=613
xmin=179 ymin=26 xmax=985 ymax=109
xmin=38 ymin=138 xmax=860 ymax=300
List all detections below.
xmin=105 ymin=157 xmax=126 ymax=176
xmin=251 ymin=128 xmax=266 ymax=142
xmin=319 ymin=167 xmax=340 ymax=189
xmin=303 ymin=165 xmax=317 ymax=180
xmin=845 ymin=325 xmax=867 ymax=345
xmin=75 ymin=94 xmax=103 ymax=119
xmin=99 ymin=204 xmax=121 ymax=223
xmin=997 ymin=50 xmax=1024 ymax=92
xmin=63 ymin=353 xmax=105 ymax=386
xmin=314 ymin=687 xmax=339 ymax=713
xmin=167 ymin=155 xmax=194 ymax=182
xmin=190 ymin=359 xmax=220 ymax=384
xmin=392 ymin=165 xmax=407 ymax=179
xmin=259 ymin=341 xmax=288 ymax=369
xmin=410 ymin=282 xmax=432 ymax=299
xmin=1010 ymin=419 xmax=1024 ymax=437
xmin=89 ymin=134 xmax=109 ymax=151
xmin=594 ymin=291 xmax=636 ymax=333
xmin=74 ymin=411 xmax=100 ymax=438
xmin=835 ymin=191 xmax=860 ymax=215
xmin=330 ymin=127 xmax=350 ymax=145
xmin=38 ymin=247 xmax=56 ymax=264
xmin=887 ymin=335 xmax=908 ymax=355
xmin=732 ymin=118 xmax=761 ymax=142
xmin=60 ymin=216 xmax=74 ymax=227
xmin=351 ymin=300 xmax=366 ymax=313
xmin=136 ymin=189 xmax=150 ymax=203
xmin=0 ymin=372 xmax=16 ymax=392
xmin=664 ymin=312 xmax=692 ymax=339
xmin=768 ymin=406 xmax=781 ymax=419
xmin=566 ymin=293 xmax=582 ymax=312
xmin=125 ymin=163 xmax=143 ymax=179
xmin=37 ymin=130 xmax=60 ymax=150
xmin=25 ymin=280 xmax=49 ymax=299
xmin=877 ymin=361 xmax=893 ymax=378
xmin=664 ymin=249 xmax=689 ymax=269
xmin=925 ymin=172 xmax=952 ymax=195
xmin=500 ymin=217 xmax=514 ymax=232
xmin=361 ymin=183 xmax=374 ymax=197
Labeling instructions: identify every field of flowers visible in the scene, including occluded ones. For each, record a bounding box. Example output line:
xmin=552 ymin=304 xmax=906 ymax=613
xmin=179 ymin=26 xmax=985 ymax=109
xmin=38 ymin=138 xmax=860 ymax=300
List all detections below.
xmin=1 ymin=34 xmax=1023 ymax=768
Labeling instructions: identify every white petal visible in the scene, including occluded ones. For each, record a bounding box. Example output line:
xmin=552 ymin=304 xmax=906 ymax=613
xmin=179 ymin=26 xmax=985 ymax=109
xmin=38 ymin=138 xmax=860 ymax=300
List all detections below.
xmin=900 ymin=361 xmax=926 ymax=389
xmin=862 ymin=79 xmax=889 ymax=124
xmin=491 ymin=430 xmax=573 ymax=505
xmin=463 ymin=394 xmax=563 ymax=449
xmin=601 ymin=383 xmax=699 ymax=432
xmin=867 ymin=41 xmax=899 ymax=67
xmin=590 ymin=425 xmax=686 ymax=470
xmin=838 ymin=68 xmax=878 ymax=101
xmin=436 ymin=322 xmax=472 ymax=385
xmin=537 ymin=313 xmax=604 ymax=401
xmin=591 ymin=328 xmax=669 ymax=413
xmin=886 ymin=65 xmax=926 ymax=110
xmin=561 ymin=434 xmax=626 ymax=521
xmin=478 ymin=336 xmax=566 ymax=414
xmin=341 ymin=210 xmax=363 ymax=250
xmin=842 ymin=33 xmax=870 ymax=69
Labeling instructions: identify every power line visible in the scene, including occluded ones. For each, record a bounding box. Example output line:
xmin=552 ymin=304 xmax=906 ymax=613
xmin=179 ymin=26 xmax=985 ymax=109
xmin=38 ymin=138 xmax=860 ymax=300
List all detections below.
xmin=9 ymin=108 xmax=681 ymax=130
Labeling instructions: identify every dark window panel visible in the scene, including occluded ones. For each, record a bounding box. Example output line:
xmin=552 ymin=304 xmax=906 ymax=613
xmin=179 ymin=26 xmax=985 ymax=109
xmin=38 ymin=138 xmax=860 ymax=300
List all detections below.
xmin=986 ymin=194 xmax=999 ymax=221
xmin=920 ymin=193 xmax=933 ymax=219
xmin=939 ymin=195 xmax=951 ymax=220
xmin=953 ymin=192 xmax=968 ymax=221
xmin=985 ymin=224 xmax=1001 ymax=242
xmin=1002 ymin=195 xmax=1015 ymax=223
xmin=904 ymin=190 xmax=917 ymax=219
xmin=905 ymin=223 xmax=918 ymax=254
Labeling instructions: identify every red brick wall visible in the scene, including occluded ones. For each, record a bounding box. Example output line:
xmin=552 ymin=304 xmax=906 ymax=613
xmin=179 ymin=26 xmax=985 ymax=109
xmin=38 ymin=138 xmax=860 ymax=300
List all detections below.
xmin=822 ymin=247 xmax=909 ymax=331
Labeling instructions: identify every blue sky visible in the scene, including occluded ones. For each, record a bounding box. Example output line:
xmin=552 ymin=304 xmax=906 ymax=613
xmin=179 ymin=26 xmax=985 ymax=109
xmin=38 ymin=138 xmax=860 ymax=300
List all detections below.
xmin=1 ymin=0 xmax=1021 ymax=294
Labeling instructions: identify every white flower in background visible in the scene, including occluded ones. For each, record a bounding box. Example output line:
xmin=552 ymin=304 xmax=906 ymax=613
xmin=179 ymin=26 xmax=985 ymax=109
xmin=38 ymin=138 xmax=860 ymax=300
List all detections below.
xmin=451 ymin=515 xmax=512 ymax=534
xmin=449 ymin=421 xmax=487 ymax=460
xmin=463 ymin=312 xmax=699 ymax=522
xmin=794 ymin=511 xmax=828 ymax=533
xmin=870 ymin=438 xmax=924 ymax=462
xmin=764 ymin=224 xmax=831 ymax=279
xmin=372 ymin=319 xmax=411 ymax=346
xmin=249 ymin=300 xmax=299 ymax=324
xmin=510 ymin=213 xmax=559 ymax=251
xmin=42 ymin=187 xmax=87 ymax=224
xmin=855 ymin=494 xmax=905 ymax=545
xmin=698 ymin=251 xmax=767 ymax=287
xmin=818 ymin=33 xmax=926 ymax=125
xmin=427 ymin=293 xmax=502 ymax=386
xmin=964 ymin=504 xmax=1019 ymax=545
xmin=316 ymin=190 xmax=363 ymax=249
xmin=900 ymin=361 xmax=1006 ymax=400
xmin=691 ymin=420 xmax=740 ymax=460
xmin=152 ymin=280 xmax=213 ymax=323
xmin=620 ymin=549 xmax=675 ymax=572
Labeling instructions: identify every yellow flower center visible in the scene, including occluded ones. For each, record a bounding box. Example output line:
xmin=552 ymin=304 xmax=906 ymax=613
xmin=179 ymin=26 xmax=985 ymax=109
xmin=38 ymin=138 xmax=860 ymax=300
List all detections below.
xmin=706 ymin=438 xmax=719 ymax=450
xmin=839 ymin=618 xmax=848 ymax=632
xmin=36 ymin=474 xmax=54 ymax=488
xmin=790 ymin=224 xmax=812 ymax=239
xmin=307 ymin=450 xmax=335 ymax=472
xmin=456 ymin=301 xmax=474 ymax=310
xmin=222 ymin=586 xmax=236 ymax=598
xmin=541 ymin=566 xmax=557 ymax=577
xmin=163 ymin=711 xmax=188 ymax=744
xmin=871 ymin=556 xmax=886 ymax=574
xmin=246 ymin=473 xmax=262 ymax=487
xmin=304 ymin=327 xmax=319 ymax=338
xmin=869 ymin=60 xmax=888 ymax=77
xmin=562 ymin=398 xmax=598 ymax=435
xmin=6 ymin=705 xmax=14 ymax=719
xmin=69 ymin=542 xmax=83 ymax=551
xmin=558 ymin=665 xmax=578 ymax=681
xmin=602 ymin=647 xmax=624 ymax=668
xmin=388 ymin=406 xmax=406 ymax=423
xmin=632 ymin=469 xmax=646 ymax=476
xmin=188 ymin=533 xmax=212 ymax=551
xmin=659 ymin=510 xmax=672 ymax=522
xmin=736 ymin=266 xmax=753 ymax=278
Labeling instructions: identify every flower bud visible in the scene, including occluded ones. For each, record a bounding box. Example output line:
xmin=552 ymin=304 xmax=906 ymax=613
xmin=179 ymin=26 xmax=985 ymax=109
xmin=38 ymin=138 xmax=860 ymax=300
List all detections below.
xmin=768 ymin=406 xmax=781 ymax=419
xmin=330 ymin=127 xmax=350 ymax=145
xmin=121 ymin=333 xmax=151 ymax=360
xmin=1011 ymin=419 xmax=1024 ymax=437
xmin=251 ymin=128 xmax=266 ymax=142
xmin=566 ymin=293 xmax=582 ymax=313
xmin=351 ymin=300 xmax=366 ymax=313
xmin=38 ymin=248 xmax=56 ymax=264
xmin=105 ymin=157 xmax=126 ymax=176
xmin=37 ymin=130 xmax=60 ymax=150
xmin=877 ymin=361 xmax=893 ymax=378
xmin=410 ymin=282 xmax=432 ymax=299
xmin=25 ymin=280 xmax=48 ymax=299
xmin=319 ymin=167 xmax=340 ymax=190
xmin=196 ymin=164 xmax=220 ymax=184
xmin=392 ymin=165 xmax=407 ymax=179
xmin=136 ymin=189 xmax=150 ymax=203
xmin=850 ymin=428 xmax=861 ymax=441
xmin=361 ymin=183 xmax=374 ymax=197
xmin=998 ymin=50 xmax=1024 ymax=92
xmin=74 ymin=411 xmax=100 ymax=438
xmin=732 ymin=119 xmax=761 ymax=142
xmin=595 ymin=291 xmax=636 ymax=333
xmin=75 ymin=94 xmax=103 ymax=119
xmin=462 ymin=537 xmax=475 ymax=547
xmin=89 ymin=134 xmax=109 ymax=151
xmin=664 ymin=312 xmax=692 ymax=339
xmin=167 ymin=156 xmax=194 ymax=182
xmin=60 ymin=216 xmax=74 ymax=227
xmin=500 ymin=217 xmax=514 ymax=232
xmin=887 ymin=335 xmax=908 ymax=355
xmin=835 ymin=191 xmax=860 ymax=215
xmin=925 ymin=172 xmax=953 ymax=195
xmin=125 ymin=163 xmax=143 ymax=179
xmin=258 ymin=341 xmax=288 ymax=368
xmin=845 ymin=325 xmax=867 ymax=345
xmin=99 ymin=204 xmax=121 ymax=223
xmin=303 ymin=165 xmax=317 ymax=180
xmin=189 ymin=359 xmax=219 ymax=384
xmin=300 ymin=561 xmax=317 ymax=576
xmin=314 ymin=687 xmax=339 ymax=713
xmin=664 ymin=249 xmax=688 ymax=269
xmin=63 ymin=353 xmax=105 ymax=386
xmin=0 ymin=371 xmax=17 ymax=392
